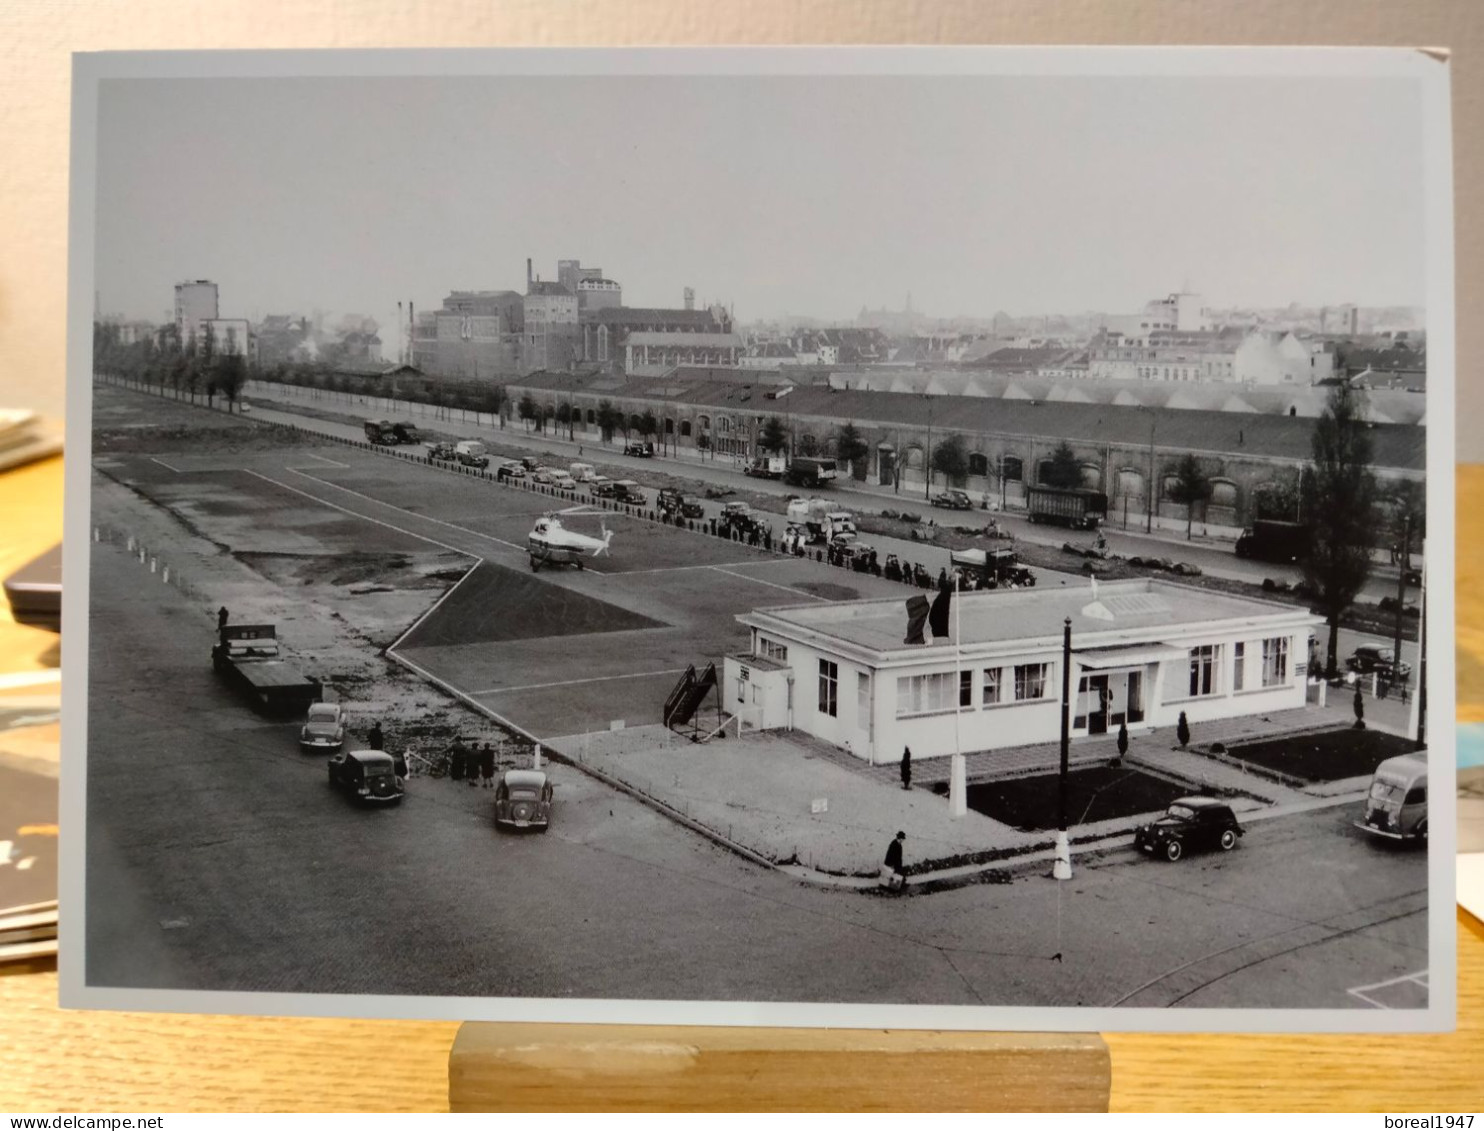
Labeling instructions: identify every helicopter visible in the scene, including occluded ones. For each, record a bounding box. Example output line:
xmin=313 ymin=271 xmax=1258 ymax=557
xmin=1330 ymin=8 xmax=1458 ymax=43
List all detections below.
xmin=527 ymin=508 xmax=614 ymax=572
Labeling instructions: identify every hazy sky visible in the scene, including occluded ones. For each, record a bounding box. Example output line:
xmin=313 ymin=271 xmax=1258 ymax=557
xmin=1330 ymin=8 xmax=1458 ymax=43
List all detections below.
xmin=94 ymin=72 xmax=1428 ymax=335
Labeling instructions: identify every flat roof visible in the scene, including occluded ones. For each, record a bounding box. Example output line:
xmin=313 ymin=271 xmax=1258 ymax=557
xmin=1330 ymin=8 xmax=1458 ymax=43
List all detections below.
xmin=740 ymin=578 xmax=1319 ymax=661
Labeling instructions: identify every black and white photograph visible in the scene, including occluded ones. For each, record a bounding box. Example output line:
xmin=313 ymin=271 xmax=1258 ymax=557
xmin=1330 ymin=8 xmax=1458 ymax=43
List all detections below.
xmin=63 ymin=47 xmax=1456 ymax=1030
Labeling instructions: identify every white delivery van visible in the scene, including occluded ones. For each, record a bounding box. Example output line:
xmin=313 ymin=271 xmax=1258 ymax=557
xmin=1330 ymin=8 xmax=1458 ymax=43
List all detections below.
xmin=455 ymin=440 xmax=487 ymax=459
xmin=570 ymin=462 xmax=596 ymax=482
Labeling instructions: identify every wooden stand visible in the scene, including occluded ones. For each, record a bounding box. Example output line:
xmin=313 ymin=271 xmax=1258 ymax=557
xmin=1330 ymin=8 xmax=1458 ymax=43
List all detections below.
xmin=449 ymin=1023 xmax=1110 ymax=1112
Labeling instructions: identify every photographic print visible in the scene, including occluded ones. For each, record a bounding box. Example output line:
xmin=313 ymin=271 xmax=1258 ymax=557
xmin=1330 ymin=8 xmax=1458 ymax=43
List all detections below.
xmin=63 ymin=48 xmax=1456 ymax=1030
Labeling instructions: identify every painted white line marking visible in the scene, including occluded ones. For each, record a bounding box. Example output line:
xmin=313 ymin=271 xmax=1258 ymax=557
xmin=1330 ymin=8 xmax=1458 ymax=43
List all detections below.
xmin=295 ymin=453 xmax=350 ymax=468
xmin=243 ymin=470 xmax=473 ymax=556
xmin=708 ymin=565 xmax=829 ymax=601
xmin=387 ymin=560 xmax=487 ymax=652
xmin=283 ymin=467 xmax=526 ymax=553
xmin=623 ymin=559 xmax=787 ymax=575
xmin=148 ymin=457 xmax=182 ymax=473
xmin=468 ymin=668 xmax=689 ymax=696
xmin=1346 ymin=969 xmax=1429 ymax=1009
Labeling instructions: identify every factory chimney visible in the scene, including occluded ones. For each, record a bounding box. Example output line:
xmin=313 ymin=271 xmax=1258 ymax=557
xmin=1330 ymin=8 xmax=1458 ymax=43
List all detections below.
xmin=527 ymin=258 xmax=533 ymax=289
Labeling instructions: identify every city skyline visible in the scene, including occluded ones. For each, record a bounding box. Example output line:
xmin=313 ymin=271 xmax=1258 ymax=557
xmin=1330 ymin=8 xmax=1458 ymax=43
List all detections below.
xmin=94 ymin=72 xmax=1427 ymax=335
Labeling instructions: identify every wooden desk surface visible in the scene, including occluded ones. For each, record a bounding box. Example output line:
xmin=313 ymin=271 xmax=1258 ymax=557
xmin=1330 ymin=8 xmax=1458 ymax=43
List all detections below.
xmin=3 ymin=456 xmax=1481 ymax=1112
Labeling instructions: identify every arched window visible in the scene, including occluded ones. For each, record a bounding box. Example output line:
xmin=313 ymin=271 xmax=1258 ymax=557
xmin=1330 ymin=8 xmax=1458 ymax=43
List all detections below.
xmin=967 ymin=452 xmax=989 ymax=477
xmin=585 ymin=408 xmax=596 ymax=425
xmin=1117 ymin=468 xmax=1145 ymax=499
xmin=1037 ymin=460 xmax=1055 ymax=485
xmin=698 ymin=414 xmax=711 ymax=430
xmin=1079 ymin=463 xmax=1102 ymax=489
xmin=680 ymin=420 xmax=692 ymax=437
xmin=665 ymin=417 xmax=675 ymax=434
xmin=1000 ymin=455 xmax=1023 ymax=482
xmin=1209 ymin=479 xmax=1239 ymax=508
xmin=905 ymin=445 xmax=925 ymax=471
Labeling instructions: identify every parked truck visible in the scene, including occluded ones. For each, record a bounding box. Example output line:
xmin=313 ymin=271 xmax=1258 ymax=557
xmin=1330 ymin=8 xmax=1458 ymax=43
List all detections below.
xmin=363 ymin=419 xmax=398 ymax=445
xmin=744 ymin=454 xmax=787 ymax=479
xmin=212 ymin=624 xmax=322 ymax=714
xmin=950 ymin=547 xmax=1036 ymax=589
xmin=1025 ymin=485 xmax=1107 ymax=530
xmin=786 ymin=497 xmax=857 ymax=544
xmin=1235 ymin=519 xmax=1310 ymax=564
xmin=783 ymin=456 xmax=838 ymax=489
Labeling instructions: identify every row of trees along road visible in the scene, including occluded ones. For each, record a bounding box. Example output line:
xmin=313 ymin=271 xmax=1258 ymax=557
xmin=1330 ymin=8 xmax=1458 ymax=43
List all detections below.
xmin=94 ymin=321 xmax=250 ymax=411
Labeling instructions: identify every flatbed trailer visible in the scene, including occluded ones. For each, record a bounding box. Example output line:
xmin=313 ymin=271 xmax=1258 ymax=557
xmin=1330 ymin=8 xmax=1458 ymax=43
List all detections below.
xmin=1026 ymin=485 xmax=1107 ymax=530
xmin=212 ymin=624 xmax=322 ymax=713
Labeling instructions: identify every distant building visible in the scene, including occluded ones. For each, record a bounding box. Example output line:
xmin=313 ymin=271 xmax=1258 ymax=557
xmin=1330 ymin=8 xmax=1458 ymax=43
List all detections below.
xmin=624 ymin=331 xmax=742 ymax=375
xmin=1105 ymin=291 xmax=1207 ymax=339
xmin=203 ymin=318 xmax=252 ymax=360
xmin=524 ymin=280 xmax=580 ymax=373
xmin=578 ymin=304 xmax=731 ymax=367
xmin=175 ymin=280 xmax=219 ymax=345
xmin=254 ymin=315 xmax=312 ymax=366
xmin=1321 ymin=304 xmax=1360 ymax=336
xmin=415 ymin=290 xmax=525 ymax=378
xmin=1233 ymin=331 xmax=1337 ymax=386
xmin=1087 ymin=329 xmax=1243 ymax=383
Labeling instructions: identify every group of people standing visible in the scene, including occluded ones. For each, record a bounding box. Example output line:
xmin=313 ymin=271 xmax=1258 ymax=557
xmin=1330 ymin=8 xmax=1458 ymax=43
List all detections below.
xmin=447 ymin=737 xmax=497 ymax=787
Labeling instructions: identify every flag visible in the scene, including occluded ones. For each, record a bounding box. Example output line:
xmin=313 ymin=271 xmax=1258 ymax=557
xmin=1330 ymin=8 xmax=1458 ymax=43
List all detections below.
xmin=929 ymin=579 xmax=952 ymax=639
xmin=904 ymin=595 xmax=930 ymax=645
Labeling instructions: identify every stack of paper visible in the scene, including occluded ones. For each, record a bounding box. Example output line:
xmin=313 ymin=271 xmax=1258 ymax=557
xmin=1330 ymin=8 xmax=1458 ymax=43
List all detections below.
xmin=0 ymin=408 xmax=63 ymax=473
xmin=0 ymin=700 xmax=59 ymax=963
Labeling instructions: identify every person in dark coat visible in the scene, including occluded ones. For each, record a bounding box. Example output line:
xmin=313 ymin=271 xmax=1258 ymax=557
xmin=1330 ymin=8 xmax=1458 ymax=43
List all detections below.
xmin=368 ymin=722 xmax=384 ymax=751
xmin=881 ymin=831 xmax=906 ymax=892
xmin=900 ymin=746 xmax=912 ymax=790
xmin=449 ymin=739 xmax=467 ymax=782
xmin=479 ymin=741 xmax=496 ymax=788
xmin=217 ymin=606 xmax=230 ymax=631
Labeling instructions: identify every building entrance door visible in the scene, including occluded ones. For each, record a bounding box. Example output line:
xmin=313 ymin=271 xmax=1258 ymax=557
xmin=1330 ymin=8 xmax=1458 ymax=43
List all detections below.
xmin=1087 ymin=673 xmax=1110 ymax=735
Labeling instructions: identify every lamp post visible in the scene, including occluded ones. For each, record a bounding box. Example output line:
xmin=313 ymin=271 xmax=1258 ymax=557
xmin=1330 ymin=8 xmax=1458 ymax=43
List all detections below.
xmin=923 ymin=394 xmax=935 ymax=501
xmin=1145 ymin=414 xmax=1157 ymax=534
xmin=1054 ymin=617 xmax=1073 ymax=880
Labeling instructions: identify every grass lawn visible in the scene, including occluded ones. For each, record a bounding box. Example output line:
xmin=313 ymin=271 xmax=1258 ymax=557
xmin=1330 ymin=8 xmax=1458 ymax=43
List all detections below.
xmin=965 ymin=765 xmax=1190 ymax=832
xmin=1217 ymin=727 xmax=1419 ymax=784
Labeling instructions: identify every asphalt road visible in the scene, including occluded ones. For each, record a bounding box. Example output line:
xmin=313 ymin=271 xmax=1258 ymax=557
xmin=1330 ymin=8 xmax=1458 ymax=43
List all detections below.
xmin=86 ymin=533 xmax=1428 ymax=1009
xmin=242 ymin=383 xmax=1417 ymax=606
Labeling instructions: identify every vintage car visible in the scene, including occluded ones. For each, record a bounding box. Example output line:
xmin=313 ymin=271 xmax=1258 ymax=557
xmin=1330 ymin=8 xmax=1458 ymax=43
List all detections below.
xmin=364 ymin=419 xmax=398 ymax=445
xmin=611 ymin=480 xmax=647 ymax=506
xmin=1134 ymin=797 xmax=1243 ymax=861
xmin=391 ymin=422 xmax=421 ymax=444
xmin=720 ymin=501 xmax=753 ymax=520
xmin=1356 ymin=752 xmax=1428 ymax=843
xmin=931 ymin=489 xmax=974 ymax=510
xmin=624 ymin=441 xmax=655 ymax=458
xmin=552 ymin=472 xmax=578 ymax=490
xmin=496 ymin=461 xmax=527 ymax=481
xmin=1347 ymin=644 xmax=1412 ymax=681
xmin=427 ymin=441 xmax=457 ymax=462
xmin=454 ymin=440 xmax=490 ymax=469
xmin=299 ymin=701 xmax=346 ymax=753
xmin=589 ymin=476 xmax=617 ymax=497
xmin=327 ymin=750 xmax=404 ymax=805
xmin=494 ymin=769 xmax=554 ymax=831
xmin=530 ymin=466 xmax=556 ymax=485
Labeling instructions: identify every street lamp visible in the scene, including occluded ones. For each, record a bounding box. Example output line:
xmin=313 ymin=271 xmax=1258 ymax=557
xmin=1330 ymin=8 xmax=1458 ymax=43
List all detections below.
xmin=923 ymin=394 xmax=936 ymax=502
xmin=1145 ymin=413 xmax=1157 ymax=534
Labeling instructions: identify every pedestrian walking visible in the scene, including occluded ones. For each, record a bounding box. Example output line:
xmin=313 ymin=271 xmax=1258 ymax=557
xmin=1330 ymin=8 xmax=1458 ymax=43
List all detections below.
xmin=900 ymin=745 xmax=912 ymax=790
xmin=368 ymin=721 xmax=384 ymax=751
xmin=217 ymin=606 xmax=230 ymax=631
xmin=449 ymin=739 xmax=467 ymax=782
xmin=479 ymin=741 xmax=495 ymax=788
xmin=880 ymin=831 xmax=907 ymax=892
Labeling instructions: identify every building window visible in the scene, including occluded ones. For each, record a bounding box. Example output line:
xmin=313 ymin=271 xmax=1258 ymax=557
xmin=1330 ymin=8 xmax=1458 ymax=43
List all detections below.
xmin=967 ymin=452 xmax=989 ymax=477
xmin=982 ymin=667 xmax=1002 ymax=706
xmin=736 ymin=678 xmax=746 ymax=704
xmin=1014 ymin=663 xmax=1050 ymax=702
xmin=1233 ymin=642 xmax=1245 ymax=692
xmin=1188 ymin=644 xmax=1221 ymax=697
xmin=759 ymin=637 xmax=788 ymax=663
xmin=1262 ymin=637 xmax=1289 ymax=687
xmin=896 ymin=672 xmax=956 ymax=717
xmin=959 ymin=670 xmax=974 ymax=708
xmin=819 ymin=659 xmax=838 ymax=718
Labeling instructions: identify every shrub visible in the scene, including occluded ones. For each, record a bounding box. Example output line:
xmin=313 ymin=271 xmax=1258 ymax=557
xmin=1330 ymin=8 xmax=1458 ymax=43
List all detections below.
xmin=1176 ymin=711 xmax=1191 ymax=748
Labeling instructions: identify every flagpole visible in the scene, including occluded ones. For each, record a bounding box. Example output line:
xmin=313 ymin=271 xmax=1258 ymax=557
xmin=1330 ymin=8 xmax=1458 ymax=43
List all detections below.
xmin=950 ymin=571 xmax=967 ymax=818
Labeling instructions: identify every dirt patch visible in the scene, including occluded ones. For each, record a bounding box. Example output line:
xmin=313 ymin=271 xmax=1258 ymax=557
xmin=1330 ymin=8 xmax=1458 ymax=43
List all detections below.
xmin=793 ymin=581 xmax=871 ymax=601
xmin=965 ymin=764 xmax=1194 ymax=832
xmin=1212 ymin=726 xmax=1419 ymax=784
xmin=398 ymin=559 xmax=665 ymax=648
xmin=235 ymin=550 xmax=456 ymax=591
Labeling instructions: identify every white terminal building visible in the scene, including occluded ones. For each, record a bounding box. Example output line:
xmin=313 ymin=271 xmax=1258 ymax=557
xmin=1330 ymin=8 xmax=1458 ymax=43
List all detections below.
xmin=725 ymin=579 xmax=1322 ymax=763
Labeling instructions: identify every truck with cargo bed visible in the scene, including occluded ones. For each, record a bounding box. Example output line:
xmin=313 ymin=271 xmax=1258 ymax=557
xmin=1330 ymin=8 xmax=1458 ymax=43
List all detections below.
xmin=1026 ymin=485 xmax=1107 ymax=530
xmin=212 ymin=624 xmax=322 ymax=714
xmin=1234 ymin=519 xmax=1310 ymax=564
xmin=744 ymin=454 xmax=786 ymax=479
xmin=783 ymin=456 xmax=838 ymax=489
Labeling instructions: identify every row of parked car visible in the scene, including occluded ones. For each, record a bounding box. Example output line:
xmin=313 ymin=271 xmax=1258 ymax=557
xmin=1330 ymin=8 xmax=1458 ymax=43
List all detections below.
xmin=298 ymin=702 xmax=553 ymax=829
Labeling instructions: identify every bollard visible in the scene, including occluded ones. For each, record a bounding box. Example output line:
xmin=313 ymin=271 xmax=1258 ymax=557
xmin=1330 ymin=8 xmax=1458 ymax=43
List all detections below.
xmin=127 ymin=535 xmax=136 ymax=552
xmin=150 ymin=557 xmax=157 ymax=574
xmin=94 ymin=528 xmax=100 ymax=543
xmin=162 ymin=566 xmax=170 ymax=584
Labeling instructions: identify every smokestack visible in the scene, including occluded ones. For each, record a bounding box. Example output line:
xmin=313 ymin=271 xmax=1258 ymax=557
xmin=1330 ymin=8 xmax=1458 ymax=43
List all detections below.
xmin=409 ymin=301 xmax=415 ymax=365
xmin=397 ymin=302 xmax=403 ymax=365
xmin=527 ymin=258 xmax=533 ymax=289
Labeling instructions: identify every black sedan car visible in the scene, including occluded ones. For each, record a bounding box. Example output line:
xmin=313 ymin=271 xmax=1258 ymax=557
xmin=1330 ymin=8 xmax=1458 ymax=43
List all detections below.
xmin=327 ymin=750 xmax=404 ymax=805
xmin=1134 ymin=796 xmax=1243 ymax=861
xmin=931 ymin=489 xmax=974 ymax=510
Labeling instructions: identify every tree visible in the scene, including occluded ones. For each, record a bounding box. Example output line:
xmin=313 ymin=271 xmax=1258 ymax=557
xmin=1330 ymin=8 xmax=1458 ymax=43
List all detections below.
xmin=517 ymin=393 xmax=539 ymax=431
xmin=1165 ymin=453 xmax=1213 ymax=540
xmin=798 ymin=433 xmax=819 ymax=458
xmin=596 ymin=400 xmax=622 ymax=443
xmin=1353 ymin=683 xmax=1366 ymax=730
xmin=214 ymin=351 xmax=248 ymax=411
xmin=1176 ymin=710 xmax=1190 ymax=748
xmin=1043 ymin=441 xmax=1083 ymax=489
xmin=759 ymin=416 xmax=788 ymax=455
xmin=1301 ymin=382 xmax=1379 ymax=678
xmin=930 ymin=434 xmax=969 ymax=488
xmin=555 ymin=402 xmax=573 ymax=440
xmin=836 ymin=421 xmax=869 ymax=479
xmin=637 ymin=410 xmax=659 ymax=443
